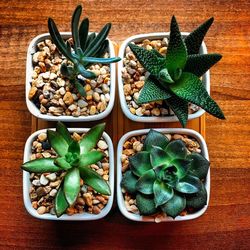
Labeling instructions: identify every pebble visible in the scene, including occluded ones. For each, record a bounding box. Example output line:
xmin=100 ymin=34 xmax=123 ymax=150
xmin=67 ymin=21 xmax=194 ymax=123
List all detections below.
xmin=37 ymin=206 xmax=46 ymax=215
xmin=59 ymin=87 xmax=66 ymax=96
xmin=63 ymin=92 xmax=74 ymax=105
xmin=135 ymin=107 xmax=144 ymax=116
xmin=46 ymin=173 xmax=57 ymax=181
xmin=83 ymin=193 xmax=93 ymax=206
xmin=97 ymin=140 xmax=108 ymax=150
xmin=68 ymin=104 xmax=77 ymax=111
xmin=93 ymin=92 xmax=100 ymax=102
xmin=28 ymin=86 xmax=37 ymax=100
xmin=77 ymin=99 xmax=88 ymax=108
xmin=49 ymin=189 xmax=57 ymax=197
xmin=40 ymin=174 xmax=49 ymax=185
xmin=32 ymin=179 xmax=41 ymax=186
xmin=50 ymin=180 xmax=61 ymax=188
xmin=89 ymin=105 xmax=96 ymax=115
xmin=38 ymin=132 xmax=47 ymax=142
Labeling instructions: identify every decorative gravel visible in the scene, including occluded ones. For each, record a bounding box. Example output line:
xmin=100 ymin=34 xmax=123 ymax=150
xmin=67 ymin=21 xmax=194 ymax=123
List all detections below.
xmin=28 ymin=38 xmax=111 ymax=117
xmin=122 ymin=38 xmax=199 ymax=117
xmin=29 ymin=131 xmax=110 ymax=216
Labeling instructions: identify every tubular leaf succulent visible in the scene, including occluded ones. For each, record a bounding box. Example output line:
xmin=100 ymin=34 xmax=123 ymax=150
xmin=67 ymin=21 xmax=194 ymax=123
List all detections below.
xmin=121 ymin=129 xmax=210 ymax=218
xmin=22 ymin=122 xmax=111 ymax=217
xmin=48 ymin=5 xmax=120 ymax=96
xmin=128 ymin=16 xmax=225 ymax=127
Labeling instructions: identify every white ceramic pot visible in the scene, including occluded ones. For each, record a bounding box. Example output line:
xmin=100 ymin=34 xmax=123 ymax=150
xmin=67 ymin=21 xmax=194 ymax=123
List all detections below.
xmin=117 ymin=128 xmax=210 ymax=222
xmin=26 ymin=33 xmax=116 ymax=122
xmin=117 ymin=33 xmax=210 ymax=123
xmin=23 ymin=128 xmax=114 ymax=221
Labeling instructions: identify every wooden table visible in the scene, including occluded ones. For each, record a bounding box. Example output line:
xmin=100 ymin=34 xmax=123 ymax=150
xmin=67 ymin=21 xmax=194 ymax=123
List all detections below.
xmin=0 ymin=0 xmax=249 ymax=249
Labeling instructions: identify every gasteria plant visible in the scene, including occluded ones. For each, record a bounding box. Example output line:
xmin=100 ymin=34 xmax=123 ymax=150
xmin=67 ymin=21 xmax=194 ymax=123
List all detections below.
xmin=121 ymin=129 xmax=209 ymax=218
xmin=22 ymin=122 xmax=110 ymax=217
xmin=128 ymin=16 xmax=225 ymax=127
xmin=48 ymin=5 xmax=120 ymax=96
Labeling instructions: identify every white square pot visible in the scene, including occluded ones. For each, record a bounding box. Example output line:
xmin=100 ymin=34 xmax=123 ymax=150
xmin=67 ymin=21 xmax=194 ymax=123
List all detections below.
xmin=26 ymin=33 xmax=116 ymax=122
xmin=117 ymin=128 xmax=210 ymax=222
xmin=23 ymin=128 xmax=114 ymax=221
xmin=117 ymin=33 xmax=210 ymax=123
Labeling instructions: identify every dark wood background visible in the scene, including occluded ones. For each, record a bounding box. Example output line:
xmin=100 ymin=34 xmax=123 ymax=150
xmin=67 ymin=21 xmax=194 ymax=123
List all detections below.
xmin=0 ymin=0 xmax=249 ymax=249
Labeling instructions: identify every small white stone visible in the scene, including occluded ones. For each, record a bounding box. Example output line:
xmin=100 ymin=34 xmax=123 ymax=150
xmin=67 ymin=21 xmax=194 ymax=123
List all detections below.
xmin=68 ymin=104 xmax=77 ymax=111
xmin=41 ymin=72 xmax=50 ymax=79
xmin=100 ymin=68 xmax=107 ymax=75
xmin=93 ymin=92 xmax=100 ymax=102
xmin=136 ymin=107 xmax=144 ymax=116
xmin=37 ymin=206 xmax=46 ymax=215
xmin=97 ymin=140 xmax=108 ymax=150
xmin=49 ymin=189 xmax=57 ymax=197
xmin=38 ymin=132 xmax=47 ymax=142
xmin=59 ymin=87 xmax=66 ymax=96
xmin=32 ymin=179 xmax=41 ymax=187
xmin=129 ymin=60 xmax=137 ymax=68
xmin=50 ymin=72 xmax=57 ymax=80
xmin=46 ymin=173 xmax=57 ymax=181
xmin=77 ymin=99 xmax=88 ymax=108
xmin=104 ymin=93 xmax=110 ymax=102
xmin=40 ymin=174 xmax=49 ymax=186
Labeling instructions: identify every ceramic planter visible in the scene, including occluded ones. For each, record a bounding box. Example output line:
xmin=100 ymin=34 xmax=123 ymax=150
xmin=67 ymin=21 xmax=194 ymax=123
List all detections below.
xmin=117 ymin=32 xmax=210 ymax=123
xmin=23 ymin=127 xmax=114 ymax=221
xmin=26 ymin=33 xmax=116 ymax=122
xmin=117 ymin=128 xmax=210 ymax=222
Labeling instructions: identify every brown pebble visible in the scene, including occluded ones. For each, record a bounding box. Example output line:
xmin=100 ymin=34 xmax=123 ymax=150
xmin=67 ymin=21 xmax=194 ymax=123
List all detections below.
xmin=37 ymin=206 xmax=46 ymax=215
xmin=63 ymin=92 xmax=74 ymax=105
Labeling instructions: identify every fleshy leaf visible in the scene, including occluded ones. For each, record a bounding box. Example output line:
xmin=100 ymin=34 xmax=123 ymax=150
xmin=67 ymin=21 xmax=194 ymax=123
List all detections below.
xmin=129 ymin=43 xmax=165 ymax=76
xmin=136 ymin=169 xmax=156 ymax=194
xmin=78 ymin=151 xmax=104 ymax=167
xmin=121 ymin=170 xmax=138 ymax=194
xmin=187 ymin=152 xmax=210 ymax=179
xmin=56 ymin=122 xmax=73 ymax=145
xmin=55 ymin=186 xmax=69 ymax=217
xmin=79 ymin=18 xmax=89 ymax=51
xmin=76 ymin=63 xmax=96 ymax=79
xmin=47 ymin=130 xmax=68 ymax=157
xmin=54 ymin=157 xmax=72 ymax=170
xmin=165 ymin=140 xmax=187 ymax=159
xmin=129 ymin=151 xmax=151 ymax=177
xmin=79 ymin=123 xmax=105 ymax=154
xmin=21 ymin=158 xmax=60 ymax=173
xmin=60 ymin=63 xmax=75 ymax=79
xmin=75 ymin=80 xmax=86 ymax=96
xmin=170 ymin=159 xmax=192 ymax=179
xmin=143 ymin=129 xmax=169 ymax=151
xmin=64 ymin=168 xmax=80 ymax=205
xmin=68 ymin=140 xmax=80 ymax=155
xmin=175 ymin=174 xmax=202 ymax=194
xmin=158 ymin=68 xmax=174 ymax=83
xmin=79 ymin=166 xmax=110 ymax=195
xmin=137 ymin=77 xmax=172 ymax=105
xmin=184 ymin=17 xmax=214 ymax=55
xmin=136 ymin=193 xmax=158 ymax=215
xmin=186 ymin=182 xmax=207 ymax=209
xmin=71 ymin=5 xmax=82 ymax=53
xmin=184 ymin=54 xmax=222 ymax=77
xmin=82 ymin=56 xmax=121 ymax=64
xmin=153 ymin=179 xmax=174 ymax=207
xmin=151 ymin=49 xmax=164 ymax=58
xmin=150 ymin=146 xmax=171 ymax=167
xmin=170 ymin=72 xmax=225 ymax=119
xmin=85 ymin=33 xmax=96 ymax=51
xmin=161 ymin=193 xmax=186 ymax=218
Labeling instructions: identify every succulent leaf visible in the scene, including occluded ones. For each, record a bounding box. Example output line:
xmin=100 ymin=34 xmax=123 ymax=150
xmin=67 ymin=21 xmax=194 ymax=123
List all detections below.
xmin=79 ymin=166 xmax=111 ymax=195
xmin=161 ymin=193 xmax=186 ymax=218
xmin=93 ymin=39 xmax=109 ymax=58
xmin=151 ymin=49 xmax=164 ymax=58
xmin=54 ymin=157 xmax=72 ymax=170
xmin=55 ymin=186 xmax=69 ymax=217
xmin=136 ymin=169 xmax=156 ymax=194
xmin=21 ymin=158 xmax=60 ymax=173
xmin=165 ymin=140 xmax=187 ymax=159
xmin=79 ymin=123 xmax=105 ymax=154
xmin=64 ymin=167 xmax=80 ymax=205
xmin=79 ymin=18 xmax=89 ymax=51
xmin=60 ymin=63 xmax=75 ymax=79
xmin=85 ymin=32 xmax=96 ymax=50
xmin=143 ymin=129 xmax=169 ymax=151
xmin=121 ymin=170 xmax=138 ymax=194
xmin=150 ymin=146 xmax=171 ymax=167
xmin=75 ymin=63 xmax=96 ymax=79
xmin=186 ymin=182 xmax=207 ymax=209
xmin=129 ymin=151 xmax=152 ymax=177
xmin=158 ymin=68 xmax=174 ymax=83
xmin=68 ymin=140 xmax=80 ymax=156
xmin=74 ymin=80 xmax=86 ymax=96
xmin=170 ymin=159 xmax=191 ymax=179
xmin=47 ymin=130 xmax=68 ymax=157
xmin=78 ymin=151 xmax=104 ymax=167
xmin=136 ymin=193 xmax=158 ymax=215
xmin=71 ymin=5 xmax=82 ymax=52
xmin=82 ymin=56 xmax=121 ymax=64
xmin=175 ymin=174 xmax=202 ymax=194
xmin=184 ymin=17 xmax=214 ymax=55
xmin=56 ymin=122 xmax=73 ymax=145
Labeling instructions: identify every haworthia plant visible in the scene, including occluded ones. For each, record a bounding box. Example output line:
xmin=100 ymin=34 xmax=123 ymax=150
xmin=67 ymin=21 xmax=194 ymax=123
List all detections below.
xmin=121 ymin=129 xmax=209 ymax=218
xmin=129 ymin=16 xmax=225 ymax=127
xmin=48 ymin=5 xmax=120 ymax=96
xmin=22 ymin=122 xmax=111 ymax=217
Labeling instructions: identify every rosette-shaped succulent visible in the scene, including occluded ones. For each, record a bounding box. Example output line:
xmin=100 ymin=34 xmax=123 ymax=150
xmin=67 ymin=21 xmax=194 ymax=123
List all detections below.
xmin=128 ymin=16 xmax=225 ymax=127
xmin=121 ymin=130 xmax=209 ymax=218
xmin=22 ymin=122 xmax=110 ymax=217
xmin=48 ymin=5 xmax=120 ymax=96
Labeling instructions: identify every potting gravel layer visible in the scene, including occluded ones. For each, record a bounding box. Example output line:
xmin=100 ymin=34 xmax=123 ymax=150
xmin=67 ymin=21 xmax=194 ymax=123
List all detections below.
xmin=122 ymin=38 xmax=199 ymax=117
xmin=29 ymin=131 xmax=110 ymax=216
xmin=121 ymin=133 xmax=203 ymax=222
xmin=28 ymin=38 xmax=111 ymax=117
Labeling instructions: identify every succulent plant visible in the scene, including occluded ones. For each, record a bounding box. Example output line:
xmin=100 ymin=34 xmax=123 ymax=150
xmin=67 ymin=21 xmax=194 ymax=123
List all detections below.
xmin=128 ymin=16 xmax=225 ymax=127
xmin=22 ymin=122 xmax=110 ymax=217
xmin=121 ymin=129 xmax=209 ymax=218
xmin=48 ymin=5 xmax=120 ymax=96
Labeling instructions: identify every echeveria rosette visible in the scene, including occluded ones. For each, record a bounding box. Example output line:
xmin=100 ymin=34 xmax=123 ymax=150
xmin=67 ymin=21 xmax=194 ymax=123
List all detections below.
xmin=22 ymin=122 xmax=111 ymax=217
xmin=48 ymin=5 xmax=120 ymax=96
xmin=128 ymin=16 xmax=225 ymax=127
xmin=121 ymin=129 xmax=210 ymax=218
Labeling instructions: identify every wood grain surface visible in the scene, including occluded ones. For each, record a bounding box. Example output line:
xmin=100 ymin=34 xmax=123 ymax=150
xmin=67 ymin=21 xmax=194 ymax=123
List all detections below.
xmin=0 ymin=0 xmax=249 ymax=249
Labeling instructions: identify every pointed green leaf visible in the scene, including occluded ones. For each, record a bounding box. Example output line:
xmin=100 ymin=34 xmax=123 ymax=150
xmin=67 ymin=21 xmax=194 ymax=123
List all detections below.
xmin=60 ymin=63 xmax=75 ymax=79
xmin=175 ymin=174 xmax=202 ymax=194
xmin=165 ymin=16 xmax=187 ymax=75
xmin=79 ymin=123 xmax=105 ymax=154
xmin=75 ymin=80 xmax=86 ymax=96
xmin=136 ymin=169 xmax=156 ymax=194
xmin=186 ymin=182 xmax=207 ymax=209
xmin=79 ymin=166 xmax=111 ymax=195
xmin=129 ymin=43 xmax=165 ymax=76
xmin=79 ymin=18 xmax=89 ymax=51
xmin=76 ymin=63 xmax=96 ymax=79
xmin=56 ymin=122 xmax=73 ymax=145
xmin=170 ymin=159 xmax=192 ymax=178
xmin=158 ymin=68 xmax=174 ymax=83
xmin=136 ymin=193 xmax=158 ymax=215
xmin=21 ymin=158 xmax=60 ymax=173
xmin=78 ymin=151 xmax=104 ymax=167
xmin=150 ymin=146 xmax=171 ymax=167
xmin=54 ymin=157 xmax=72 ymax=170
xmin=161 ymin=193 xmax=186 ymax=218
xmin=165 ymin=140 xmax=187 ymax=159
xmin=151 ymin=49 xmax=164 ymax=58
xmin=71 ymin=5 xmax=82 ymax=52
xmin=170 ymin=72 xmax=225 ymax=119
xmin=93 ymin=39 xmax=109 ymax=58
xmin=160 ymin=166 xmax=179 ymax=187
xmin=143 ymin=129 xmax=169 ymax=151
xmin=121 ymin=170 xmax=138 ymax=194
xmin=184 ymin=54 xmax=222 ymax=77
xmin=85 ymin=33 xmax=96 ymax=51
xmin=184 ymin=17 xmax=214 ymax=55
xmin=47 ymin=130 xmax=68 ymax=157
xmin=64 ymin=168 xmax=80 ymax=205
xmin=129 ymin=151 xmax=152 ymax=177
xmin=68 ymin=140 xmax=80 ymax=155
xmin=55 ymin=186 xmax=69 ymax=217
xmin=82 ymin=56 xmax=121 ymax=64
xmin=187 ymin=152 xmax=210 ymax=179
xmin=153 ymin=179 xmax=174 ymax=207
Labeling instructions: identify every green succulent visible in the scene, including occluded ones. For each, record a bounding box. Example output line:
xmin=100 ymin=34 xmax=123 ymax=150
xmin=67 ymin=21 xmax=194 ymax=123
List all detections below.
xmin=121 ymin=129 xmax=209 ymax=218
xmin=22 ymin=122 xmax=111 ymax=217
xmin=128 ymin=16 xmax=225 ymax=127
xmin=48 ymin=5 xmax=120 ymax=96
